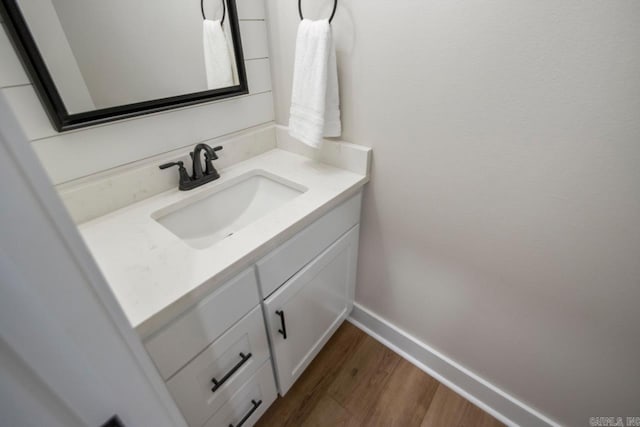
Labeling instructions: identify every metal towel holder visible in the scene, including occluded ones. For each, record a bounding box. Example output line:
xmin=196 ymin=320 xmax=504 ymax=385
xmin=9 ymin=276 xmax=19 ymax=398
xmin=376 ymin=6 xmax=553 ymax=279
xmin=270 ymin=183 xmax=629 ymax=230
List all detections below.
xmin=298 ymin=0 xmax=338 ymax=23
xmin=201 ymin=0 xmax=226 ymax=25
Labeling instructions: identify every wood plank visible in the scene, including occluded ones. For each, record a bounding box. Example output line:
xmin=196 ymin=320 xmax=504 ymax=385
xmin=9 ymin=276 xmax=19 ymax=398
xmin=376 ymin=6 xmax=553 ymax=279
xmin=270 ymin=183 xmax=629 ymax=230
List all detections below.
xmin=363 ymin=358 xmax=440 ymax=427
xmin=5 ymin=58 xmax=272 ymax=144
xmin=246 ymin=58 xmax=272 ymax=94
xmin=0 ymin=24 xmax=29 ymax=88
xmin=421 ymin=384 xmax=504 ymax=427
xmin=257 ymin=323 xmax=504 ymax=427
xmin=239 ymin=21 xmax=269 ymax=59
xmin=236 ymin=0 xmax=266 ymax=20
xmin=26 ymin=91 xmax=274 ymax=184
xmin=420 ymin=384 xmax=470 ymax=427
xmin=256 ymin=322 xmax=366 ymax=427
xmin=300 ymin=396 xmax=361 ymax=427
xmin=458 ymin=403 xmax=504 ymax=427
xmin=327 ymin=334 xmax=401 ymax=419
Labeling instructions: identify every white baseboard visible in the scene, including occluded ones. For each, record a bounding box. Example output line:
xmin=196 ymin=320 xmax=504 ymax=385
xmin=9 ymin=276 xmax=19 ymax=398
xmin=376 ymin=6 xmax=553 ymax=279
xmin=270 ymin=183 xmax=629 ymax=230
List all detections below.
xmin=348 ymin=303 xmax=560 ymax=427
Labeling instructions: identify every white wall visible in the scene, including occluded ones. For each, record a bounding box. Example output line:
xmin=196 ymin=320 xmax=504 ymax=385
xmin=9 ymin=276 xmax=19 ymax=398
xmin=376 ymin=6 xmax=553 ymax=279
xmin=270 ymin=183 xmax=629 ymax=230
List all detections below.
xmin=0 ymin=92 xmax=187 ymax=427
xmin=0 ymin=0 xmax=273 ymax=185
xmin=265 ymin=1 xmax=640 ymax=425
xmin=17 ymin=0 xmax=95 ymax=112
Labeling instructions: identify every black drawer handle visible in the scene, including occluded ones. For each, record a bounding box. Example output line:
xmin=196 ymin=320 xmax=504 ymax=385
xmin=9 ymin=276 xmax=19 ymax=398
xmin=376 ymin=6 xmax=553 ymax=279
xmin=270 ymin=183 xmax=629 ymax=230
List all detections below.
xmin=276 ymin=310 xmax=287 ymax=340
xmin=229 ymin=399 xmax=262 ymax=427
xmin=100 ymin=415 xmax=125 ymax=427
xmin=211 ymin=352 xmax=252 ymax=393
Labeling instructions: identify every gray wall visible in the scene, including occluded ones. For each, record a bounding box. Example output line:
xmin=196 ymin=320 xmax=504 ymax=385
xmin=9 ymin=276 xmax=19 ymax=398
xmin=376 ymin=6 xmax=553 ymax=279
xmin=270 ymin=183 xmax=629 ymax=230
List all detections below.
xmin=266 ymin=1 xmax=640 ymax=425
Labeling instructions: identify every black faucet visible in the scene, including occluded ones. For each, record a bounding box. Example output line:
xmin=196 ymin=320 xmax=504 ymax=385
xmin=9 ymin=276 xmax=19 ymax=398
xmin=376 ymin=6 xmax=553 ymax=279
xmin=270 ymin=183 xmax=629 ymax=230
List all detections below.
xmin=159 ymin=143 xmax=223 ymax=191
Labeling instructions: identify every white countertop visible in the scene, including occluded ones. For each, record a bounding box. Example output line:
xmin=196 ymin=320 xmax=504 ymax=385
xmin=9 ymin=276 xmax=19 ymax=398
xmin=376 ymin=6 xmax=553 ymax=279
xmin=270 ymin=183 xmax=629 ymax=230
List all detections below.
xmin=80 ymin=148 xmax=369 ymax=337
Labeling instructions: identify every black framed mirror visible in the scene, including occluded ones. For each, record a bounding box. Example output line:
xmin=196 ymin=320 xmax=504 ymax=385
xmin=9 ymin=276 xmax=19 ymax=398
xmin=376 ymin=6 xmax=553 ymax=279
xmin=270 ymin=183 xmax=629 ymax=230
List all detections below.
xmin=0 ymin=0 xmax=248 ymax=131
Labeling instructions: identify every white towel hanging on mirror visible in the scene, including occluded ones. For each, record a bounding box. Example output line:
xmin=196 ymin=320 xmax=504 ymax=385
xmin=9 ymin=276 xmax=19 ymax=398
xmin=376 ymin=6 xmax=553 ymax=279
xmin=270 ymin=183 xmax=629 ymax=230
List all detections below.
xmin=203 ymin=19 xmax=235 ymax=90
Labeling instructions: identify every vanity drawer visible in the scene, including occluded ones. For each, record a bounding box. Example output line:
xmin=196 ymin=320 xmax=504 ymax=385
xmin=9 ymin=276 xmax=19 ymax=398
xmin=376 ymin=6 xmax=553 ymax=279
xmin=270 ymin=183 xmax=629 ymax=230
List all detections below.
xmin=167 ymin=306 xmax=271 ymax=427
xmin=144 ymin=268 xmax=260 ymax=379
xmin=256 ymin=192 xmax=362 ymax=298
xmin=203 ymin=360 xmax=277 ymax=427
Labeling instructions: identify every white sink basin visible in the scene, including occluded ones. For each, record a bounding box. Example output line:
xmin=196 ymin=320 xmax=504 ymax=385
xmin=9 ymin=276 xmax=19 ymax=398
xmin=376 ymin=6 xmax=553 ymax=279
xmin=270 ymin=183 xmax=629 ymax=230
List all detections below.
xmin=152 ymin=171 xmax=306 ymax=249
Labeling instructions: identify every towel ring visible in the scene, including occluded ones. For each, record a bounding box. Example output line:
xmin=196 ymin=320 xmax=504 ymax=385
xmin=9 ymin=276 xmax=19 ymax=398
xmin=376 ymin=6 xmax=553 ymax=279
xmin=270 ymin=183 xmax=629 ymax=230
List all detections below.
xmin=298 ymin=0 xmax=338 ymax=23
xmin=201 ymin=0 xmax=226 ymax=25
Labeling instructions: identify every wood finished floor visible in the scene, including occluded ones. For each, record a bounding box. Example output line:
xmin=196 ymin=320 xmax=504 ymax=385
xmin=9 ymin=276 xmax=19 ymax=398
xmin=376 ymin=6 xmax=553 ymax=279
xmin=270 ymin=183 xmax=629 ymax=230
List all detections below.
xmin=256 ymin=322 xmax=504 ymax=427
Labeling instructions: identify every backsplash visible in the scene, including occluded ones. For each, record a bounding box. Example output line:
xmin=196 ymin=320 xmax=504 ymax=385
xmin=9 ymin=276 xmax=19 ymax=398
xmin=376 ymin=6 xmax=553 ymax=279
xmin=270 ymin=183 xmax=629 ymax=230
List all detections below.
xmin=57 ymin=125 xmax=276 ymax=224
xmin=55 ymin=124 xmax=371 ymax=224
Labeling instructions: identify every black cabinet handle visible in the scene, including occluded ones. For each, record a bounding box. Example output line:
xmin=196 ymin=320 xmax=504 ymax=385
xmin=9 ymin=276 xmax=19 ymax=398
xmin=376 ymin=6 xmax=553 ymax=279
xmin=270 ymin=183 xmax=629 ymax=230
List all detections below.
xmin=211 ymin=352 xmax=252 ymax=393
xmin=276 ymin=310 xmax=287 ymax=340
xmin=100 ymin=416 xmax=125 ymax=427
xmin=228 ymin=399 xmax=262 ymax=427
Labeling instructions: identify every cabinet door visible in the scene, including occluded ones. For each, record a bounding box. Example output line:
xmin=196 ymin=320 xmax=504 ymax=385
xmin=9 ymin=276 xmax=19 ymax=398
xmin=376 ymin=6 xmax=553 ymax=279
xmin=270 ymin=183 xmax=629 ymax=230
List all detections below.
xmin=263 ymin=225 xmax=359 ymax=395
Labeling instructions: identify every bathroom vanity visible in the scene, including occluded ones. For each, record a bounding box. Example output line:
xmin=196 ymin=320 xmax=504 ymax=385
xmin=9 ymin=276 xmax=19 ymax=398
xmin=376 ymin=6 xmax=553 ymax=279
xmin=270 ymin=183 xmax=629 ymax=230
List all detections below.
xmin=79 ymin=139 xmax=371 ymax=427
xmin=145 ymin=195 xmax=360 ymax=427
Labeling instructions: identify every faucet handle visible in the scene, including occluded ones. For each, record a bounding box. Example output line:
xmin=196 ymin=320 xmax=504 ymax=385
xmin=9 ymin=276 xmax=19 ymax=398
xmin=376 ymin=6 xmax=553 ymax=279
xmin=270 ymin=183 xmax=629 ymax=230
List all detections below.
xmin=204 ymin=146 xmax=222 ymax=177
xmin=159 ymin=161 xmax=192 ymax=190
xmin=208 ymin=146 xmax=223 ymax=160
xmin=159 ymin=161 xmax=184 ymax=170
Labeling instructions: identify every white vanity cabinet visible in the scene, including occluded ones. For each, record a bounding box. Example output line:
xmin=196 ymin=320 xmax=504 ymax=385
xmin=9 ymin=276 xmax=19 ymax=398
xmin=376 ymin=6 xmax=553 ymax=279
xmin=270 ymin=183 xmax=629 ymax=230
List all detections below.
xmin=262 ymin=225 xmax=359 ymax=394
xmin=143 ymin=269 xmax=277 ymax=427
xmin=256 ymin=193 xmax=362 ymax=395
xmin=143 ymin=192 xmax=362 ymax=426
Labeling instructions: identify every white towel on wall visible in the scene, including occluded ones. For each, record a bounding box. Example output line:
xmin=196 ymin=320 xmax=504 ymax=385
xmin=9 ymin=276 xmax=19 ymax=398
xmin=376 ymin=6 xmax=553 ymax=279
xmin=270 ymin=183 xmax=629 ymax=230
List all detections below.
xmin=289 ymin=19 xmax=341 ymax=149
xmin=203 ymin=19 xmax=235 ymax=90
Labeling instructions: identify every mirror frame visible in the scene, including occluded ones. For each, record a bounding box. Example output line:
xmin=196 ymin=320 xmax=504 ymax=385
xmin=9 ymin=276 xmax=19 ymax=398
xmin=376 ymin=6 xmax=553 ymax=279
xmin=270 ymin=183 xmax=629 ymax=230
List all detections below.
xmin=0 ymin=0 xmax=248 ymax=132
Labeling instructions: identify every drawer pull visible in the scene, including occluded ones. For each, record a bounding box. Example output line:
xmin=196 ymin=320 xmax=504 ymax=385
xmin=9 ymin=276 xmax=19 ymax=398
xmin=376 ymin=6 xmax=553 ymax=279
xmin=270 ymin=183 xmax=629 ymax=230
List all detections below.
xmin=229 ymin=399 xmax=262 ymax=427
xmin=276 ymin=310 xmax=287 ymax=339
xmin=100 ymin=415 xmax=125 ymax=427
xmin=211 ymin=352 xmax=252 ymax=393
